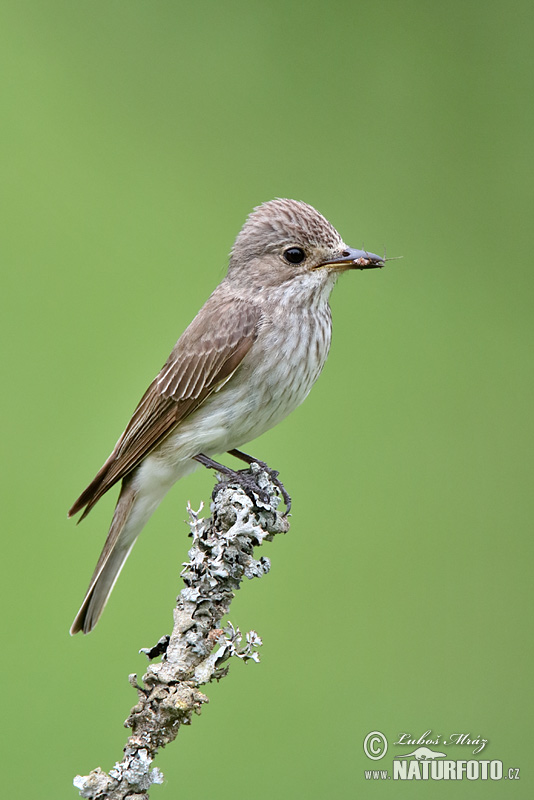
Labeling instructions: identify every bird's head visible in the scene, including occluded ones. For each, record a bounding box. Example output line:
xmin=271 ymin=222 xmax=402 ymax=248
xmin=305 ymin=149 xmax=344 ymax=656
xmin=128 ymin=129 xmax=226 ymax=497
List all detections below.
xmin=227 ymin=198 xmax=384 ymax=290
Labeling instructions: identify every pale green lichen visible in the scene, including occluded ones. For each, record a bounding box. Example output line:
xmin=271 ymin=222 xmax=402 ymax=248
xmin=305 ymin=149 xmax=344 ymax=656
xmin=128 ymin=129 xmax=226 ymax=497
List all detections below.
xmin=74 ymin=466 xmax=289 ymax=800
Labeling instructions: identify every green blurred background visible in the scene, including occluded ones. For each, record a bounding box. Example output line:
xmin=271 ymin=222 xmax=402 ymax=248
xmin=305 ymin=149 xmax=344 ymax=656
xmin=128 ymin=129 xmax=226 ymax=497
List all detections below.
xmin=2 ymin=1 xmax=532 ymax=797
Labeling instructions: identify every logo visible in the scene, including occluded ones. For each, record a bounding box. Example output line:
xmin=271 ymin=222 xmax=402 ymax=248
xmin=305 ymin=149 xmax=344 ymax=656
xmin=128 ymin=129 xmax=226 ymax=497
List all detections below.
xmin=394 ymin=746 xmax=446 ymax=761
xmin=362 ymin=729 xmax=521 ymax=782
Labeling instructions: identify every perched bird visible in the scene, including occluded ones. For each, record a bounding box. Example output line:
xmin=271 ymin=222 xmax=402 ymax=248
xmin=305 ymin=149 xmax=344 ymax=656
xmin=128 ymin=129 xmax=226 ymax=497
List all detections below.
xmin=69 ymin=199 xmax=384 ymax=634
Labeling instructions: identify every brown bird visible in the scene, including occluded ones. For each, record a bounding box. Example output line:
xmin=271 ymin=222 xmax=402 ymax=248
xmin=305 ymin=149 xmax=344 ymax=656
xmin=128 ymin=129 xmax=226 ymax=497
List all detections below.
xmin=69 ymin=199 xmax=384 ymax=634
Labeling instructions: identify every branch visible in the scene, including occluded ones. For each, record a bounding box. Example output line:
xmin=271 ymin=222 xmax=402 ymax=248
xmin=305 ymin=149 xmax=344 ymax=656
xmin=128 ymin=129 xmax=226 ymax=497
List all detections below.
xmin=74 ymin=464 xmax=290 ymax=799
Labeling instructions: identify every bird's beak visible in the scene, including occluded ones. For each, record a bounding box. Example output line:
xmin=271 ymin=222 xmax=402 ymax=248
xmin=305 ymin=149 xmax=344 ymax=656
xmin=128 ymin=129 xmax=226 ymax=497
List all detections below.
xmin=318 ymin=247 xmax=385 ymax=271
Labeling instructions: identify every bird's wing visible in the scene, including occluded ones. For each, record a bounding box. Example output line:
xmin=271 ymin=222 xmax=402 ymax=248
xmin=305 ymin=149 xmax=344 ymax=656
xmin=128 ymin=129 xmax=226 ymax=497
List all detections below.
xmin=69 ymin=294 xmax=261 ymax=519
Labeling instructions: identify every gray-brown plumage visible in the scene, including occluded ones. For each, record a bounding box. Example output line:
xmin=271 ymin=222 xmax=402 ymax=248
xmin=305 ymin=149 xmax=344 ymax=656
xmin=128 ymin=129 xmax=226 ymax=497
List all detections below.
xmin=69 ymin=297 xmax=260 ymax=521
xmin=69 ymin=199 xmax=384 ymax=634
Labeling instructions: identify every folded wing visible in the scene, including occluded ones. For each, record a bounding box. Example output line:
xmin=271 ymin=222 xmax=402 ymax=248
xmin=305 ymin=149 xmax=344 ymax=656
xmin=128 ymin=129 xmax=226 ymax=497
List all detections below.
xmin=69 ymin=294 xmax=261 ymax=520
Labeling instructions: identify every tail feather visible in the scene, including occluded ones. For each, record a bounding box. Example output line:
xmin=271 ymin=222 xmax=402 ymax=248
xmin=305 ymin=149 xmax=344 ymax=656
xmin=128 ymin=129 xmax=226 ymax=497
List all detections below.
xmin=68 ymin=457 xmax=117 ymax=521
xmin=70 ymin=479 xmax=137 ymax=634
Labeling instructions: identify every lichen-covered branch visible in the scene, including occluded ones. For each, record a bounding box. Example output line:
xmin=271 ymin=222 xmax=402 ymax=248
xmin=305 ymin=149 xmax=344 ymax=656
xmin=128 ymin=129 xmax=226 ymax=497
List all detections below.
xmin=74 ymin=465 xmax=290 ymax=799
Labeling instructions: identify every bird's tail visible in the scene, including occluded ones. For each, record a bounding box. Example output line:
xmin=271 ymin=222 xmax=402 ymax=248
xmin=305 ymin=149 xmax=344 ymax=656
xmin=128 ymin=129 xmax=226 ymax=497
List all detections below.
xmin=70 ymin=477 xmax=138 ymax=634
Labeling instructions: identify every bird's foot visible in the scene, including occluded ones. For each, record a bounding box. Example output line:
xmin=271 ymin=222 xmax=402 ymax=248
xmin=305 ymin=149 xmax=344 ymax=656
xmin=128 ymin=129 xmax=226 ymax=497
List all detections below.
xmin=227 ymin=449 xmax=291 ymax=515
xmin=194 ymin=452 xmax=291 ymax=514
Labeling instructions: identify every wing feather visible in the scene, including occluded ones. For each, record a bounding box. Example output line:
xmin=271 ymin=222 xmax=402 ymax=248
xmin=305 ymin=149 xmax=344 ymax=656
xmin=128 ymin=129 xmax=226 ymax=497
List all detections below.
xmin=69 ymin=293 xmax=261 ymax=519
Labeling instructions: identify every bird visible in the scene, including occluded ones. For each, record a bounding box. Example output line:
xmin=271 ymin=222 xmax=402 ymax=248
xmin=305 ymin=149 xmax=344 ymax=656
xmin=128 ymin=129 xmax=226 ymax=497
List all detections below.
xmin=69 ymin=198 xmax=384 ymax=634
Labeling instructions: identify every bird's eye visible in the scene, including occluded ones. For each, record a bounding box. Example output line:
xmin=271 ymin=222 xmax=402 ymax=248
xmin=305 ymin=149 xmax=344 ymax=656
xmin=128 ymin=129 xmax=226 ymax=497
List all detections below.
xmin=283 ymin=247 xmax=306 ymax=264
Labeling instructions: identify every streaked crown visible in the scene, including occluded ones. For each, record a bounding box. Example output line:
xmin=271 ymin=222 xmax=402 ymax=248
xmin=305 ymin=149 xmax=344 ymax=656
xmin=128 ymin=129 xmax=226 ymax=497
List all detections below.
xmin=230 ymin=199 xmax=344 ymax=264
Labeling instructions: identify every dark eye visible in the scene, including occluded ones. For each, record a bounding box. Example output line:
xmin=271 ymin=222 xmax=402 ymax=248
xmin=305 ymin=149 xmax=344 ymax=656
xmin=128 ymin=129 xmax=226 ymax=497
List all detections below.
xmin=283 ymin=247 xmax=306 ymax=264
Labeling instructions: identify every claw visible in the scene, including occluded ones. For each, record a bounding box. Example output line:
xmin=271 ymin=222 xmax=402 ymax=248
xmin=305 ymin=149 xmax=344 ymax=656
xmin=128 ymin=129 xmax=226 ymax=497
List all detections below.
xmin=227 ymin=449 xmax=291 ymax=514
xmin=195 ymin=451 xmax=292 ymax=514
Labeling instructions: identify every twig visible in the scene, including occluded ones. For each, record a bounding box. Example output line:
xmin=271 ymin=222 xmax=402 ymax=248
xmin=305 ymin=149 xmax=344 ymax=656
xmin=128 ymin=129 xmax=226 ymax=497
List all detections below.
xmin=73 ymin=464 xmax=290 ymax=799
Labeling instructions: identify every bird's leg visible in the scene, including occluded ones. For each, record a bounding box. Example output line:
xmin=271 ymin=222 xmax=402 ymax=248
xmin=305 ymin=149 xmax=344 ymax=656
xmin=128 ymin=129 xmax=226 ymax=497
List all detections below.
xmin=193 ymin=453 xmax=271 ymax=507
xmin=228 ymin=448 xmax=291 ymax=514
